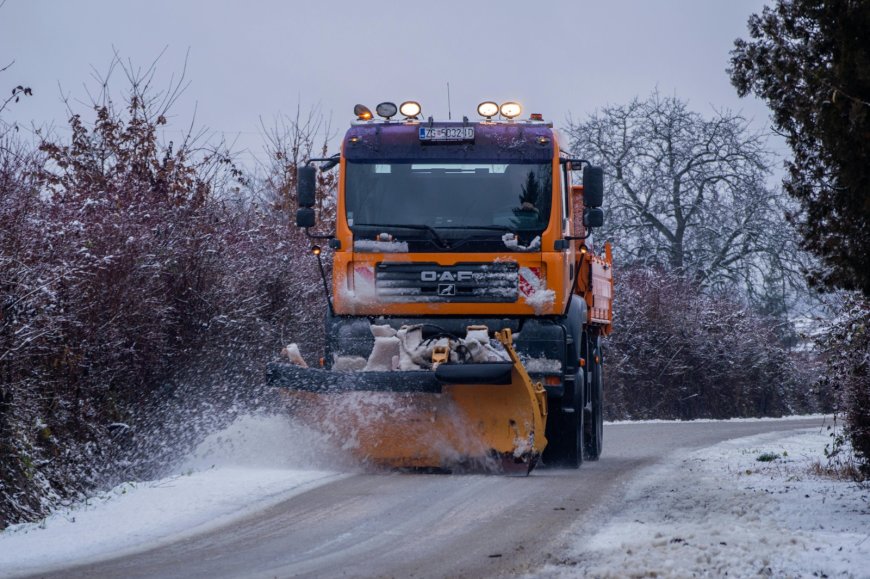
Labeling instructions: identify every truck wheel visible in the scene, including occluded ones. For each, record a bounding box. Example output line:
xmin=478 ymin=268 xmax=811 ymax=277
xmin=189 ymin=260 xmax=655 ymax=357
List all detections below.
xmin=584 ymin=338 xmax=604 ymax=460
xmin=543 ymin=371 xmax=585 ymax=468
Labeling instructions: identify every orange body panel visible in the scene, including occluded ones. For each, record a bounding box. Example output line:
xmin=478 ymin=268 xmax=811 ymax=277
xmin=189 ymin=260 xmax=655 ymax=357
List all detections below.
xmin=589 ymin=253 xmax=613 ymax=327
xmin=332 ymin=251 xmax=574 ymax=317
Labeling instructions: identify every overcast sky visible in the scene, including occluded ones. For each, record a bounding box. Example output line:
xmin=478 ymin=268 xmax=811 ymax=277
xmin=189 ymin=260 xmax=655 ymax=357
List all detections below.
xmin=1 ymin=0 xmax=777 ymax=165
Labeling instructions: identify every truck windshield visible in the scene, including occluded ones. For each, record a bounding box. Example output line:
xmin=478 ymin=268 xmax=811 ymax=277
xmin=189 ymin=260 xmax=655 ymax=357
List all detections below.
xmin=345 ymin=162 xmax=553 ymax=239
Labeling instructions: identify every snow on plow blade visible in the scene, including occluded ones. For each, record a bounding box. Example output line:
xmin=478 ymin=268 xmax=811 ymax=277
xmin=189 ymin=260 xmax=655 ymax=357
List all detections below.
xmin=266 ymin=330 xmax=548 ymax=474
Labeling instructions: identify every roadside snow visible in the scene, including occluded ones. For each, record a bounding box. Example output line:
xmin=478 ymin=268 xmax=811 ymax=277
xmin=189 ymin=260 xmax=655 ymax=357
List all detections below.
xmin=540 ymin=425 xmax=870 ymax=578
xmin=605 ymin=413 xmax=829 ymax=425
xmin=0 ymin=414 xmax=349 ymax=577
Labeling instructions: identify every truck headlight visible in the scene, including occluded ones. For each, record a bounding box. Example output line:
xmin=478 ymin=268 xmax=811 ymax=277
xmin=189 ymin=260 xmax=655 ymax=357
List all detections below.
xmin=376 ymin=102 xmax=398 ymax=119
xmin=399 ymin=101 xmax=422 ymax=118
xmin=477 ymin=101 xmax=499 ymax=119
xmin=500 ymin=102 xmax=522 ymax=119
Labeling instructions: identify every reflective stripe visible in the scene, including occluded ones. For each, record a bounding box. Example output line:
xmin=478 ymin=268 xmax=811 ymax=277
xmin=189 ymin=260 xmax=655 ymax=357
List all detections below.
xmin=354 ymin=265 xmax=376 ymax=297
xmin=518 ymin=267 xmax=543 ymax=297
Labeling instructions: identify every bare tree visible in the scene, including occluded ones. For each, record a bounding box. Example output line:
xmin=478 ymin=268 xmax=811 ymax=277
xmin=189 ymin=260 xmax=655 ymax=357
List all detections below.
xmin=566 ymin=91 xmax=805 ymax=304
xmin=257 ymin=104 xmax=337 ymax=226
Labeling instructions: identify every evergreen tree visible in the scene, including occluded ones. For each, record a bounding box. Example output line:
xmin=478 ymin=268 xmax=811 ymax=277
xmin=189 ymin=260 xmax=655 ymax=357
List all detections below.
xmin=730 ymin=0 xmax=870 ymax=296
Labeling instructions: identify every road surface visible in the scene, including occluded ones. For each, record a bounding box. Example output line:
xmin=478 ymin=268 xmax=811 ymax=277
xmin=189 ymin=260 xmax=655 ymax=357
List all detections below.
xmin=31 ymin=417 xmax=825 ymax=578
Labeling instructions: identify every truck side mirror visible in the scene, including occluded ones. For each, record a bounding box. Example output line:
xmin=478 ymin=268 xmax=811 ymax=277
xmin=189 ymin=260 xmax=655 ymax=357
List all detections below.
xmin=296 ymin=208 xmax=316 ymax=228
xmin=320 ymin=156 xmax=340 ymax=172
xmin=583 ymin=207 xmax=604 ymax=228
xmin=297 ymin=165 xmax=317 ymax=208
xmin=582 ymin=166 xmax=604 ymax=208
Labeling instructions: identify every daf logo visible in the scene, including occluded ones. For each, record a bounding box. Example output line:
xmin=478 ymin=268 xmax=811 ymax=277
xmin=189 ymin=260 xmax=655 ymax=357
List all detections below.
xmin=421 ymin=270 xmax=473 ymax=282
xmin=438 ymin=283 xmax=456 ymax=296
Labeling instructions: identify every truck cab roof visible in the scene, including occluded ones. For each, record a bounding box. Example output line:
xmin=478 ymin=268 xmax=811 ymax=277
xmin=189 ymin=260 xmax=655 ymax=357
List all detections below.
xmin=343 ymin=121 xmax=556 ymax=163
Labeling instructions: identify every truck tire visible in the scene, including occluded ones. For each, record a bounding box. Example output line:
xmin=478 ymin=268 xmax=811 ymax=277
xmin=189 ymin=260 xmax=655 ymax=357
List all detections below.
xmin=543 ymin=370 xmax=585 ymax=468
xmin=584 ymin=336 xmax=604 ymax=460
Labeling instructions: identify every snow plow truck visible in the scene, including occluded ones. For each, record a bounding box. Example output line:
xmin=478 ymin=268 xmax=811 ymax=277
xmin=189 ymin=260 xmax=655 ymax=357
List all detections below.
xmin=267 ymin=100 xmax=613 ymax=474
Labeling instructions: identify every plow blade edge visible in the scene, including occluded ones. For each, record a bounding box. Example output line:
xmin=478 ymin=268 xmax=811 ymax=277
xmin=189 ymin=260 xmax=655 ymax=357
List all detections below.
xmin=267 ymin=330 xmax=548 ymax=474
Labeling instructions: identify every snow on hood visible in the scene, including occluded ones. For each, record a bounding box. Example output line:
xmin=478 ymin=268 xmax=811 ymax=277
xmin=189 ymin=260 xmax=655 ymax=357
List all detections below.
xmin=353 ymin=239 xmax=409 ymax=253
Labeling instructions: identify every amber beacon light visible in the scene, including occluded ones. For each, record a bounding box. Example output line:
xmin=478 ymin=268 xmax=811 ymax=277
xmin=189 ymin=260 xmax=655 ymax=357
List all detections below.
xmin=354 ymin=104 xmax=373 ymax=120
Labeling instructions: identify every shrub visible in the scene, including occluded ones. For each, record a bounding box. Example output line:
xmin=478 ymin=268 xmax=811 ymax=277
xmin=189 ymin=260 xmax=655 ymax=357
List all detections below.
xmin=0 ymin=69 xmax=330 ymax=526
xmin=604 ymin=267 xmax=816 ymax=420
xmin=817 ymin=295 xmax=870 ymax=477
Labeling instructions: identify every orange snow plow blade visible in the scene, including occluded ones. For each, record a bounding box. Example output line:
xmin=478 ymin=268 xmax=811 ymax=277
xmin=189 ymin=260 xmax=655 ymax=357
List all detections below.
xmin=267 ymin=330 xmax=548 ymax=474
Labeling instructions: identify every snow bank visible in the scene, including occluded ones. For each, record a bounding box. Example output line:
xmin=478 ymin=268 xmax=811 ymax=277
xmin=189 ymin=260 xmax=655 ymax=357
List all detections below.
xmin=605 ymin=413 xmax=829 ymax=425
xmin=538 ymin=425 xmax=870 ymax=578
xmin=0 ymin=414 xmax=349 ymax=576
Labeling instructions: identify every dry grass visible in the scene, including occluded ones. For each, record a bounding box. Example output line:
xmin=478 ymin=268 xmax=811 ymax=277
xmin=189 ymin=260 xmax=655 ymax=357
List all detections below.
xmin=809 ymin=458 xmax=868 ymax=483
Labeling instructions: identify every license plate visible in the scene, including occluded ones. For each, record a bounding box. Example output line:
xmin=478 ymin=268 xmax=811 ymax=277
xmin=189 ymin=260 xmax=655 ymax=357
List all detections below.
xmin=419 ymin=126 xmax=474 ymax=141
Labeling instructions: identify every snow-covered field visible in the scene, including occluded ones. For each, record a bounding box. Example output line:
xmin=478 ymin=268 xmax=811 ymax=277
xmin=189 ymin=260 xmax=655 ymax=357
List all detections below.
xmin=0 ymin=415 xmax=351 ymax=577
xmin=541 ymin=425 xmax=870 ymax=578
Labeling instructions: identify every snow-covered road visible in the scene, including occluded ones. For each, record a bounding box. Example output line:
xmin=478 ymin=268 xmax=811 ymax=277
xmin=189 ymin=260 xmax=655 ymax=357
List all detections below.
xmin=2 ymin=414 xmax=866 ymax=578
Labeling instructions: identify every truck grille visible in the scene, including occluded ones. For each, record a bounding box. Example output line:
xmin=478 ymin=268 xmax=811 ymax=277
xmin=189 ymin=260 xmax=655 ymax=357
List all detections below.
xmin=376 ymin=262 xmax=518 ymax=302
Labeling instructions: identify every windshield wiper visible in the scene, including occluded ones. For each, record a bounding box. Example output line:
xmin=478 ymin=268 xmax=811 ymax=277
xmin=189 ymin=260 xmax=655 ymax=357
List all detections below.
xmin=433 ymin=225 xmax=514 ymax=246
xmin=434 ymin=225 xmax=514 ymax=234
xmin=435 ymin=225 xmax=545 ymax=250
xmin=352 ymin=223 xmax=449 ymax=248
